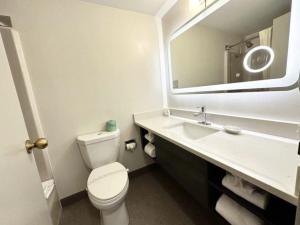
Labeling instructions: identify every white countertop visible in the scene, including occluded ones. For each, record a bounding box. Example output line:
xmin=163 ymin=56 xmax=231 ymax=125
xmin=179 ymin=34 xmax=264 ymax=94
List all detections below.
xmin=134 ymin=112 xmax=300 ymax=206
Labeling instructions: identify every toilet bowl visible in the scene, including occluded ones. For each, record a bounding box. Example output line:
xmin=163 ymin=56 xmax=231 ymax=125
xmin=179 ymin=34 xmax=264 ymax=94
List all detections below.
xmin=87 ymin=162 xmax=129 ymax=225
xmin=77 ymin=130 xmax=129 ymax=225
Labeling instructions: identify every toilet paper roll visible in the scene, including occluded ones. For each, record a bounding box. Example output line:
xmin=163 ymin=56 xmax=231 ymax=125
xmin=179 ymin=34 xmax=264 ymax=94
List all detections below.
xmin=126 ymin=142 xmax=136 ymax=152
xmin=144 ymin=143 xmax=156 ymax=158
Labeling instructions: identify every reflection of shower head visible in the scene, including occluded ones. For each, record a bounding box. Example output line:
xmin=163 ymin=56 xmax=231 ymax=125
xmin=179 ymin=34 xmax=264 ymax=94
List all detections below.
xmin=245 ymin=41 xmax=254 ymax=48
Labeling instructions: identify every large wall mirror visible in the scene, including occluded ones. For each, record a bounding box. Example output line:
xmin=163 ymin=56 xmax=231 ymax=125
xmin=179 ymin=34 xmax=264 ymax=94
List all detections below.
xmin=169 ymin=0 xmax=300 ymax=93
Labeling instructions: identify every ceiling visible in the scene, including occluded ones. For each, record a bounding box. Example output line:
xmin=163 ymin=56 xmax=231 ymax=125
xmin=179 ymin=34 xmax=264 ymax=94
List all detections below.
xmin=81 ymin=0 xmax=169 ymax=15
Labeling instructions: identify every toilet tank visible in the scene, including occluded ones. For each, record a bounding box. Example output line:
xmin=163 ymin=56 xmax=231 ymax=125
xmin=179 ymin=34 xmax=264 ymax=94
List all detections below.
xmin=77 ymin=129 xmax=120 ymax=169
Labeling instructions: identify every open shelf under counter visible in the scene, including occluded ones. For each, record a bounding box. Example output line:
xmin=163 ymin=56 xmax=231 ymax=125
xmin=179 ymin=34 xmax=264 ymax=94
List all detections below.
xmin=208 ymin=164 xmax=296 ymax=225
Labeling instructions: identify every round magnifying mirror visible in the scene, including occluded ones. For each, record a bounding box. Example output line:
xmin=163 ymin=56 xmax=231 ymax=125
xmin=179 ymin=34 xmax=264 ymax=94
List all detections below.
xmin=243 ymin=46 xmax=275 ymax=73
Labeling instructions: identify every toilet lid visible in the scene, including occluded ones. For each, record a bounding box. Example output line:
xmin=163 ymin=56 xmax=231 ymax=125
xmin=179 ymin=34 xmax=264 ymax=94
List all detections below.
xmin=87 ymin=162 xmax=128 ymax=200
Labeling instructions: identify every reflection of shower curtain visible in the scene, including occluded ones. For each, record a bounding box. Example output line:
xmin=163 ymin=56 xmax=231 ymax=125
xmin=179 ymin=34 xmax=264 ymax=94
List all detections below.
xmin=259 ymin=27 xmax=272 ymax=79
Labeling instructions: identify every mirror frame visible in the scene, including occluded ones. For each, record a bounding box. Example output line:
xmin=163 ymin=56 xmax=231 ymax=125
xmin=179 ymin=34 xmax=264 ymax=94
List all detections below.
xmin=168 ymin=0 xmax=300 ymax=94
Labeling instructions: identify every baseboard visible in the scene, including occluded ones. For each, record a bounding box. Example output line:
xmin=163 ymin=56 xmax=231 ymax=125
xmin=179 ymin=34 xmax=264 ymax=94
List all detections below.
xmin=60 ymin=190 xmax=87 ymax=207
xmin=128 ymin=163 xmax=157 ymax=178
xmin=60 ymin=163 xmax=157 ymax=207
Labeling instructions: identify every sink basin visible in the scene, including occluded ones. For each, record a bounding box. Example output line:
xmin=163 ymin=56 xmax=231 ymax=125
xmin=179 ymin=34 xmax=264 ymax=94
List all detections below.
xmin=165 ymin=122 xmax=218 ymax=141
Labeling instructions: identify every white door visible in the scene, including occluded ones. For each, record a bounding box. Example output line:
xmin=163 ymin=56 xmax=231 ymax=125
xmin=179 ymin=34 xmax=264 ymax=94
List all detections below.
xmin=0 ymin=31 xmax=52 ymax=225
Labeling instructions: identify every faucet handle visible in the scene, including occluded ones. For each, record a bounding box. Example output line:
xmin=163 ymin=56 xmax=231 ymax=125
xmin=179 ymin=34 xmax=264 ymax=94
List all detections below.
xmin=197 ymin=106 xmax=206 ymax=113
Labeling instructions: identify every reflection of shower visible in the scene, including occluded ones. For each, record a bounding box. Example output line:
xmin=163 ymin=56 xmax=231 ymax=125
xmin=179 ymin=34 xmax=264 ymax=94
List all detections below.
xmin=225 ymin=37 xmax=257 ymax=51
xmin=225 ymin=35 xmax=262 ymax=83
xmin=225 ymin=26 xmax=274 ymax=83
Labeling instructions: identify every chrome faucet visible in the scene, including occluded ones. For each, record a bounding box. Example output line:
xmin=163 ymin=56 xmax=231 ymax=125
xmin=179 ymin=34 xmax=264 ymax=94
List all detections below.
xmin=193 ymin=106 xmax=210 ymax=125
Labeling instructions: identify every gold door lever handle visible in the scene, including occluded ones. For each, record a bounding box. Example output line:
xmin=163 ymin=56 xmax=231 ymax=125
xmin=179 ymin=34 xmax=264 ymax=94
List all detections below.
xmin=25 ymin=138 xmax=48 ymax=153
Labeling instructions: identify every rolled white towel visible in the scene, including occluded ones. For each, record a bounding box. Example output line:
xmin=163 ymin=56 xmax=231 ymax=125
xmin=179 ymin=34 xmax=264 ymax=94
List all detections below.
xmin=145 ymin=132 xmax=155 ymax=143
xmin=224 ymin=174 xmax=254 ymax=193
xmin=144 ymin=143 xmax=156 ymax=158
xmin=222 ymin=174 xmax=269 ymax=209
xmin=216 ymin=194 xmax=264 ymax=225
xmin=228 ymin=175 xmax=245 ymax=188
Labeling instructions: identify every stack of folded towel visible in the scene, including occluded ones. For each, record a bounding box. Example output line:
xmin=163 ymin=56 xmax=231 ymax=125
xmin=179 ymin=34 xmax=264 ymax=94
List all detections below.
xmin=144 ymin=132 xmax=156 ymax=158
xmin=215 ymin=173 xmax=269 ymax=225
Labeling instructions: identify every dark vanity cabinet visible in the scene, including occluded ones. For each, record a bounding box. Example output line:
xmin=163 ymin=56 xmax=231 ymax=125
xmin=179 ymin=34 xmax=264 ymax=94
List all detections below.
xmin=140 ymin=128 xmax=296 ymax=225
xmin=155 ymin=136 xmax=209 ymax=208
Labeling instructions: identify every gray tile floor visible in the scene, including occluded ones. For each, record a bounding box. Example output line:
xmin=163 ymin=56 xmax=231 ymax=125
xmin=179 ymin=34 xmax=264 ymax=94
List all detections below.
xmin=59 ymin=166 xmax=214 ymax=225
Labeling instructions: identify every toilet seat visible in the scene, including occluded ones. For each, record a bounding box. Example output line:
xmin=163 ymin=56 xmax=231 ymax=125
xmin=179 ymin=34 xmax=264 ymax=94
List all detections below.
xmin=87 ymin=162 xmax=128 ymax=206
xmin=88 ymin=181 xmax=129 ymax=210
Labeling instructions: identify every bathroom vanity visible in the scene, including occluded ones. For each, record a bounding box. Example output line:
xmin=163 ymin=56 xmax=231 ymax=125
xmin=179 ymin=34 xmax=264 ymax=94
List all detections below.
xmin=134 ymin=112 xmax=299 ymax=225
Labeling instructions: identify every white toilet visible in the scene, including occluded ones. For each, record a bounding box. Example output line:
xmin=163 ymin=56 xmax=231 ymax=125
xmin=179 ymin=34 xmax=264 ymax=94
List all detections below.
xmin=77 ymin=129 xmax=129 ymax=225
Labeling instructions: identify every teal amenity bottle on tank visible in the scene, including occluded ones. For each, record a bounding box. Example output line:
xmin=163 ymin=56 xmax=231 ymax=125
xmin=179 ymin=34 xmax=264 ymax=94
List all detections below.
xmin=106 ymin=120 xmax=117 ymax=132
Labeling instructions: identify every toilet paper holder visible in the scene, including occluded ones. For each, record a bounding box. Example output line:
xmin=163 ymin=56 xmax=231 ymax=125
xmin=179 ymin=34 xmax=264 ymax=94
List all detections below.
xmin=125 ymin=139 xmax=137 ymax=152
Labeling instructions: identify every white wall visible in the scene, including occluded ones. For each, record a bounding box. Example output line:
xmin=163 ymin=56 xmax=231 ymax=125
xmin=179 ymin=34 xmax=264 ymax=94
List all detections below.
xmin=0 ymin=0 xmax=163 ymax=198
xmin=162 ymin=0 xmax=300 ymax=123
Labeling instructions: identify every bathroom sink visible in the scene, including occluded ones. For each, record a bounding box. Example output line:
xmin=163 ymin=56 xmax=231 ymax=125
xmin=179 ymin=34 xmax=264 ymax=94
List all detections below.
xmin=165 ymin=122 xmax=218 ymax=141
